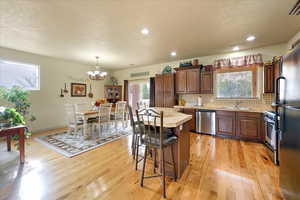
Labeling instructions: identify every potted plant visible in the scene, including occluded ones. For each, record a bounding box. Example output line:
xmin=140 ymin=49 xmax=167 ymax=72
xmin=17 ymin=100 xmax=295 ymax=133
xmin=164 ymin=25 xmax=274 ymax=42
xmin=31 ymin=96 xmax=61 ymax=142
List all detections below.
xmin=0 ymin=107 xmax=25 ymax=127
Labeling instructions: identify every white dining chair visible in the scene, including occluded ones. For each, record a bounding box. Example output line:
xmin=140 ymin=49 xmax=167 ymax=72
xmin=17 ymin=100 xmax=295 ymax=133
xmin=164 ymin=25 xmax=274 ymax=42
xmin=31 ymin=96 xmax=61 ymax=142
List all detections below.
xmin=96 ymin=105 xmax=112 ymax=138
xmin=113 ymin=101 xmax=128 ymax=131
xmin=64 ymin=104 xmax=84 ymax=138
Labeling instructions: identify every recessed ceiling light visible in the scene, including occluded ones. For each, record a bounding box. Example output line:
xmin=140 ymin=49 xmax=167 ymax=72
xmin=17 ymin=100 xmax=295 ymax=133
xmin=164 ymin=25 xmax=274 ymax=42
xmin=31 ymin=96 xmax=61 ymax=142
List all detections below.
xmin=233 ymin=46 xmax=240 ymax=51
xmin=141 ymin=28 xmax=149 ymax=35
xmin=246 ymin=35 xmax=256 ymax=41
xmin=171 ymin=51 xmax=177 ymax=56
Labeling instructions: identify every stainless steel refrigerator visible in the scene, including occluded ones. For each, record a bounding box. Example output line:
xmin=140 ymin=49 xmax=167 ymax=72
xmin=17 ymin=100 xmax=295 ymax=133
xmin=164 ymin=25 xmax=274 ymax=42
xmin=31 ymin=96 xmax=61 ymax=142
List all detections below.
xmin=278 ymin=45 xmax=300 ymax=200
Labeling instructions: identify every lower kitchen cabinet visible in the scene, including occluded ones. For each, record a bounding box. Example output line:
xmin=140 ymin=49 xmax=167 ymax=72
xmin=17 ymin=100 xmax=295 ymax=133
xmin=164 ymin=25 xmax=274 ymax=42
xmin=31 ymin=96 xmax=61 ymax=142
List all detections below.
xmin=216 ymin=111 xmax=236 ymax=136
xmin=216 ymin=110 xmax=264 ymax=142
xmin=236 ymin=112 xmax=263 ymax=141
xmin=183 ymin=108 xmax=196 ymax=131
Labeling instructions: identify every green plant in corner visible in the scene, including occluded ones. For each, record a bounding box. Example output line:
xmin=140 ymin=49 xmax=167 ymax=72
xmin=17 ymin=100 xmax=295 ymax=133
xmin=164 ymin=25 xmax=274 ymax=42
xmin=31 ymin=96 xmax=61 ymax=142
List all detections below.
xmin=0 ymin=107 xmax=25 ymax=126
xmin=0 ymin=86 xmax=36 ymax=122
xmin=0 ymin=86 xmax=35 ymax=143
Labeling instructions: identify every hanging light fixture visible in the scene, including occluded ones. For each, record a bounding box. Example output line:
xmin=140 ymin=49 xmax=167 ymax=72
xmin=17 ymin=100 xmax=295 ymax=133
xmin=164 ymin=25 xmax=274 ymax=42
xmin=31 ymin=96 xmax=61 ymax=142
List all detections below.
xmin=87 ymin=56 xmax=107 ymax=80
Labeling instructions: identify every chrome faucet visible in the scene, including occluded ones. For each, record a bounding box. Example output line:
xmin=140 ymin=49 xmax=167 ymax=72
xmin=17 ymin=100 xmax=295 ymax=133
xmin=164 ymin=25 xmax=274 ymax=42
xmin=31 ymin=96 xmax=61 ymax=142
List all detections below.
xmin=234 ymin=100 xmax=242 ymax=109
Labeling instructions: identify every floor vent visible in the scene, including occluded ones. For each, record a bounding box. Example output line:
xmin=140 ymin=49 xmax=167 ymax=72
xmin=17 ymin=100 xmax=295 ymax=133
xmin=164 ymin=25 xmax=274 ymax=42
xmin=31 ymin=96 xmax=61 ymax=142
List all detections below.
xmin=289 ymin=0 xmax=300 ymax=15
xmin=130 ymin=72 xmax=149 ymax=78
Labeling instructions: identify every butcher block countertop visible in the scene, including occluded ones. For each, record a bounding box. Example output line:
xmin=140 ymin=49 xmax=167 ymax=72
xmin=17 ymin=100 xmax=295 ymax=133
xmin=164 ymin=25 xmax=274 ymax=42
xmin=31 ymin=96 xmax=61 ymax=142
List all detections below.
xmin=148 ymin=107 xmax=192 ymax=128
xmin=174 ymin=105 xmax=271 ymax=113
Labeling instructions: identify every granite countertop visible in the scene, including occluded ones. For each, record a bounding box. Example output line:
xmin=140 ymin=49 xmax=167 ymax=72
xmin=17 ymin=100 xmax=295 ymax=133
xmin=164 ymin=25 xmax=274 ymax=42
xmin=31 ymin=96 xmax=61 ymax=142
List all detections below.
xmin=173 ymin=105 xmax=271 ymax=113
xmin=147 ymin=107 xmax=192 ymax=128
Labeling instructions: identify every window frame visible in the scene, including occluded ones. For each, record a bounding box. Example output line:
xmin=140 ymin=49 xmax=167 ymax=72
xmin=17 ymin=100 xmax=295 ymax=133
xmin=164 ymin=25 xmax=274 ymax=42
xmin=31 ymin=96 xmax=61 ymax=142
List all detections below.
xmin=215 ymin=66 xmax=257 ymax=99
xmin=0 ymin=59 xmax=41 ymax=91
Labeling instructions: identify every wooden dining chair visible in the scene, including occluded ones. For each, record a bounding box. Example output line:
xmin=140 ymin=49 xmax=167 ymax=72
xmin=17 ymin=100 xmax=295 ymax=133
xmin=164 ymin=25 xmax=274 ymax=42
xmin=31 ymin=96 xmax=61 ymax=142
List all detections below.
xmin=135 ymin=108 xmax=177 ymax=198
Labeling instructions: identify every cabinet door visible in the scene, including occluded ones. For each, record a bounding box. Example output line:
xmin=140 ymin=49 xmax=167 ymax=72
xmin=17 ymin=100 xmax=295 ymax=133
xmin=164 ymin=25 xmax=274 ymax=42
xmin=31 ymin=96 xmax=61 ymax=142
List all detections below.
xmin=216 ymin=111 xmax=236 ymax=136
xmin=163 ymin=74 xmax=175 ymax=107
xmin=183 ymin=108 xmax=196 ymax=131
xmin=175 ymin=70 xmax=187 ymax=93
xmin=236 ymin=112 xmax=262 ymax=140
xmin=186 ymin=69 xmax=200 ymax=93
xmin=200 ymin=72 xmax=213 ymax=94
xmin=264 ymin=64 xmax=274 ymax=93
xmin=155 ymin=75 xmax=164 ymax=107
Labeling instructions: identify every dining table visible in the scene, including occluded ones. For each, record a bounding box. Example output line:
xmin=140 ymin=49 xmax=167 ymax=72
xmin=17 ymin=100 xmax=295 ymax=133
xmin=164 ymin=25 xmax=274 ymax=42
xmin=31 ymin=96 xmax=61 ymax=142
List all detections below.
xmin=77 ymin=107 xmax=127 ymax=138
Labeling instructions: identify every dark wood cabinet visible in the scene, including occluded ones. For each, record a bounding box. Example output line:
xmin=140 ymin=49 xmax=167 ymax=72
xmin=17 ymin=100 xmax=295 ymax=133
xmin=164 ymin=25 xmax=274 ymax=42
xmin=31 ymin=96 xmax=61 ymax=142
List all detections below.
xmin=183 ymin=108 xmax=196 ymax=131
xmin=216 ymin=111 xmax=236 ymax=136
xmin=200 ymin=71 xmax=213 ymax=94
xmin=264 ymin=64 xmax=274 ymax=93
xmin=175 ymin=70 xmax=187 ymax=93
xmin=155 ymin=74 xmax=175 ymax=107
xmin=186 ymin=69 xmax=200 ymax=93
xmin=216 ymin=110 xmax=264 ymax=142
xmin=105 ymin=85 xmax=122 ymax=103
xmin=155 ymin=75 xmax=164 ymax=107
xmin=236 ymin=112 xmax=262 ymax=140
xmin=175 ymin=68 xmax=200 ymax=94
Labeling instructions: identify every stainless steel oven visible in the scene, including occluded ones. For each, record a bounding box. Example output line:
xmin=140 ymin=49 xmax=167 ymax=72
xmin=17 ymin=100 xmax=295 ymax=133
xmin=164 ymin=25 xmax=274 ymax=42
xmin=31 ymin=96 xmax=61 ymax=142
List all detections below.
xmin=264 ymin=111 xmax=279 ymax=165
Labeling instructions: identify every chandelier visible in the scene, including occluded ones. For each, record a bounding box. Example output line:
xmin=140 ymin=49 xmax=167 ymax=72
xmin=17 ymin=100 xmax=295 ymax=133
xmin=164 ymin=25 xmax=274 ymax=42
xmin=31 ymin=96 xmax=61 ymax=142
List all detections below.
xmin=87 ymin=56 xmax=107 ymax=80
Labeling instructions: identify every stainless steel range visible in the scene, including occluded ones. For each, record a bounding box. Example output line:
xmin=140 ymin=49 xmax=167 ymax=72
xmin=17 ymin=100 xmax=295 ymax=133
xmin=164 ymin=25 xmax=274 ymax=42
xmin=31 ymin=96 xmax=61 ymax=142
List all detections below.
xmin=264 ymin=111 xmax=279 ymax=165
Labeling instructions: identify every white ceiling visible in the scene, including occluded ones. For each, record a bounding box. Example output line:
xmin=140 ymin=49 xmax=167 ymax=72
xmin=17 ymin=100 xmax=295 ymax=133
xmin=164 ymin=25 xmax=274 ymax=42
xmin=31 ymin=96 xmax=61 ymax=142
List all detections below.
xmin=0 ymin=0 xmax=299 ymax=69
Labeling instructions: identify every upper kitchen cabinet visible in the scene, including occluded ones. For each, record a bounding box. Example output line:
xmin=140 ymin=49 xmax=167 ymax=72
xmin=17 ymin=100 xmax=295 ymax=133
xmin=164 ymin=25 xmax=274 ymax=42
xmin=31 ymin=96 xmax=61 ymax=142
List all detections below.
xmin=175 ymin=70 xmax=187 ymax=93
xmin=155 ymin=74 xmax=165 ymax=107
xmin=175 ymin=68 xmax=200 ymax=94
xmin=264 ymin=63 xmax=274 ymax=93
xmin=200 ymin=71 xmax=213 ymax=94
xmin=155 ymin=73 xmax=175 ymax=107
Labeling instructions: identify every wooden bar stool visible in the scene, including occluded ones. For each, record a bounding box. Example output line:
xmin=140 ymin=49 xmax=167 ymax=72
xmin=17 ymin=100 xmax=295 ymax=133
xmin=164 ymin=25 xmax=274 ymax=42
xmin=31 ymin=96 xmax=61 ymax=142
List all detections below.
xmin=135 ymin=108 xmax=177 ymax=198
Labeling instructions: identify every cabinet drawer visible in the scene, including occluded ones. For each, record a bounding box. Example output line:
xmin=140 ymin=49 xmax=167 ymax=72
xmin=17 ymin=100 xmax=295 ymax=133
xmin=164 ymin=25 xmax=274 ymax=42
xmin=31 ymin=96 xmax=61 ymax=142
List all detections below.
xmin=237 ymin=112 xmax=261 ymax=119
xmin=216 ymin=110 xmax=235 ymax=117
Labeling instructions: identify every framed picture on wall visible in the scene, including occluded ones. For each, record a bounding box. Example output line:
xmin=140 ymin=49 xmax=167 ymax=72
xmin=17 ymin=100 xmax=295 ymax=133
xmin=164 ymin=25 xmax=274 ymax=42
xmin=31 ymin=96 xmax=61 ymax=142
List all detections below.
xmin=71 ymin=83 xmax=87 ymax=97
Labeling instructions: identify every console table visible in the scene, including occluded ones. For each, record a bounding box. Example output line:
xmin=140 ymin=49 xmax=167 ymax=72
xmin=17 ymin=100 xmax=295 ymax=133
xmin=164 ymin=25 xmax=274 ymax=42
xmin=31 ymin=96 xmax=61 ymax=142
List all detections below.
xmin=0 ymin=125 xmax=26 ymax=164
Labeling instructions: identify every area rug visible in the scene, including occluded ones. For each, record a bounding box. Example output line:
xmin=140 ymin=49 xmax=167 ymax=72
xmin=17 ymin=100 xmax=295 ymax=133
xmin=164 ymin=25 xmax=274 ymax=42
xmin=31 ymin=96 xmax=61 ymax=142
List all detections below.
xmin=35 ymin=126 xmax=132 ymax=157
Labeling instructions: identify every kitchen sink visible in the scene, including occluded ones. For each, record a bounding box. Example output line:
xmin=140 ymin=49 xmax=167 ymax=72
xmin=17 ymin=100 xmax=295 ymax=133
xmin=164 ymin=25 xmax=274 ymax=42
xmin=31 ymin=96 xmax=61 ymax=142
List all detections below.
xmin=221 ymin=106 xmax=251 ymax=111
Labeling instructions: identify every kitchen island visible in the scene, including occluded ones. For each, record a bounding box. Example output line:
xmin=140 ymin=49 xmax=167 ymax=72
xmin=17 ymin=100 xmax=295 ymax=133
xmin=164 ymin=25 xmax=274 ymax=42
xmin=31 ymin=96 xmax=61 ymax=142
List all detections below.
xmin=152 ymin=108 xmax=192 ymax=178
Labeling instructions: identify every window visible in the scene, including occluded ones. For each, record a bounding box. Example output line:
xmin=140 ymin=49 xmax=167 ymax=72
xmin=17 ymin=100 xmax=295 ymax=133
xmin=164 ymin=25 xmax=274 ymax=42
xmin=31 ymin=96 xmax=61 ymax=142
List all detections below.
xmin=216 ymin=67 xmax=257 ymax=99
xmin=0 ymin=59 xmax=40 ymax=90
xmin=128 ymin=79 xmax=150 ymax=111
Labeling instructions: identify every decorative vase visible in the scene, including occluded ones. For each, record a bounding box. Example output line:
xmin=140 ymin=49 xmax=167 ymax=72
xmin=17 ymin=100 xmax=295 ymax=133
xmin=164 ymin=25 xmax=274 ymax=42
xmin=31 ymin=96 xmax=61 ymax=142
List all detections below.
xmin=192 ymin=59 xmax=199 ymax=66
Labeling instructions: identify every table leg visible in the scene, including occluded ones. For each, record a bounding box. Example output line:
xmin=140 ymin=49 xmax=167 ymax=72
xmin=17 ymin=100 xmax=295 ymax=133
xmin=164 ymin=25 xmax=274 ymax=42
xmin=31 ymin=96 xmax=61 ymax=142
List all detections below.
xmin=7 ymin=135 xmax=11 ymax=151
xmin=19 ymin=128 xmax=25 ymax=164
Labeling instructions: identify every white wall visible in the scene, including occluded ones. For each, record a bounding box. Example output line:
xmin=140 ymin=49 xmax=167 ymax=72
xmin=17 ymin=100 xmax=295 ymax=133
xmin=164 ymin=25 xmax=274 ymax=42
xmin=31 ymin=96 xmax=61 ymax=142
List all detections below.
xmin=0 ymin=47 xmax=111 ymax=133
xmin=287 ymin=30 xmax=300 ymax=50
xmin=112 ymin=43 xmax=287 ymax=86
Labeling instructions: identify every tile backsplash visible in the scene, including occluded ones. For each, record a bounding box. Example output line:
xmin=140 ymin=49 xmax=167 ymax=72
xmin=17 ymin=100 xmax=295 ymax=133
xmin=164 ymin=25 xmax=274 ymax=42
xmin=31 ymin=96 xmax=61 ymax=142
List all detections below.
xmin=179 ymin=93 xmax=274 ymax=110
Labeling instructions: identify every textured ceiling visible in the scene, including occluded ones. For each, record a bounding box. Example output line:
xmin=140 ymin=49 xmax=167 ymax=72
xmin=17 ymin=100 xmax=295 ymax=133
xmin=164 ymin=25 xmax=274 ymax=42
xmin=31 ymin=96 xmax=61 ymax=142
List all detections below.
xmin=0 ymin=0 xmax=299 ymax=69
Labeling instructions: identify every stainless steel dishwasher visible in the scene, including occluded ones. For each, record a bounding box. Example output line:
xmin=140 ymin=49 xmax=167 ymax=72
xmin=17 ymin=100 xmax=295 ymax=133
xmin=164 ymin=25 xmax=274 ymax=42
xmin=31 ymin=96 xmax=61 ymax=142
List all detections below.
xmin=196 ymin=109 xmax=216 ymax=135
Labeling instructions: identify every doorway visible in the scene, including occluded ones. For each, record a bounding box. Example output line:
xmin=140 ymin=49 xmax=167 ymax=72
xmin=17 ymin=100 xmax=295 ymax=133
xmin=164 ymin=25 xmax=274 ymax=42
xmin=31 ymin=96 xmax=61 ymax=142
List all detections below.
xmin=128 ymin=79 xmax=150 ymax=112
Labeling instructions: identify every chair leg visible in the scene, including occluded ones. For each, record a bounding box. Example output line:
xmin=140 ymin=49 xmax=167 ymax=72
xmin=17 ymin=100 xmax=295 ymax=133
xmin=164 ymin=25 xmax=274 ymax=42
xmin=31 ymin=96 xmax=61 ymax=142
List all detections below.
xmin=7 ymin=135 xmax=11 ymax=152
xmin=161 ymin=148 xmax=166 ymax=198
xmin=153 ymin=148 xmax=156 ymax=173
xmin=135 ymin=141 xmax=139 ymax=170
xmin=171 ymin=144 xmax=177 ymax=181
xmin=140 ymin=146 xmax=148 ymax=187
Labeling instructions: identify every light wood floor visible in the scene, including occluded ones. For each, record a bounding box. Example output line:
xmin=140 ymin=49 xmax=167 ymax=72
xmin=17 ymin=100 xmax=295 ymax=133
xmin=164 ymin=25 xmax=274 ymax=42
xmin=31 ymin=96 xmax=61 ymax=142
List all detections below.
xmin=0 ymin=129 xmax=283 ymax=200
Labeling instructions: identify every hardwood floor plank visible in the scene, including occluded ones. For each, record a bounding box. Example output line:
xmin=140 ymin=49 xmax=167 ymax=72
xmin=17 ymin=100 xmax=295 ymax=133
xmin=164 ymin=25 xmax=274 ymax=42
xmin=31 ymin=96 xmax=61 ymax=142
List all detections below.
xmin=0 ymin=129 xmax=282 ymax=200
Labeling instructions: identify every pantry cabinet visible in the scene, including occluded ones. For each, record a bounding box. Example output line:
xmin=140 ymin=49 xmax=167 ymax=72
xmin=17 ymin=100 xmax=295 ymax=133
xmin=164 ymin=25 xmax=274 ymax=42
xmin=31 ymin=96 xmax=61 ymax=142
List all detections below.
xmin=155 ymin=73 xmax=175 ymax=107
